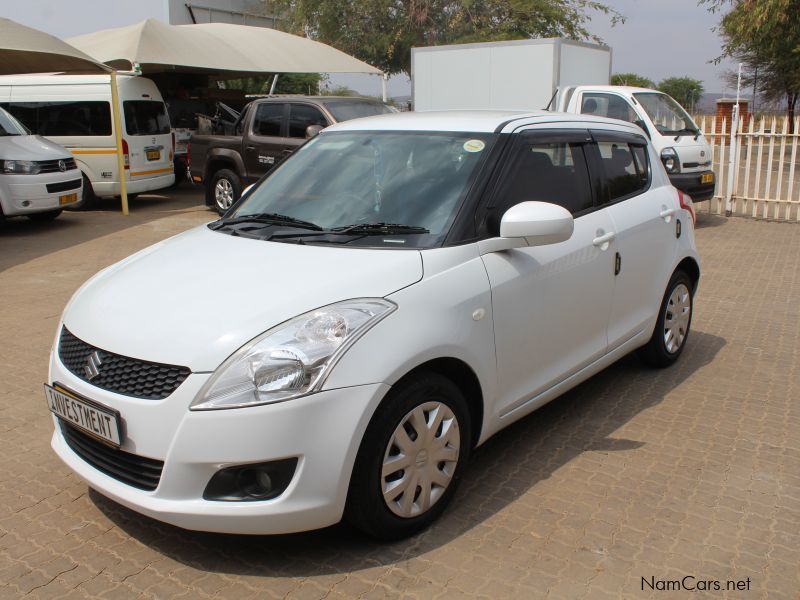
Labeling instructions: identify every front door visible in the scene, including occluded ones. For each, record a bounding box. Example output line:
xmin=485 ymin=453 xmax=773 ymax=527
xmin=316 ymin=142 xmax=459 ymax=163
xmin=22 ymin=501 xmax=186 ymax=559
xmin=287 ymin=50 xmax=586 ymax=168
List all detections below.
xmin=479 ymin=129 xmax=617 ymax=418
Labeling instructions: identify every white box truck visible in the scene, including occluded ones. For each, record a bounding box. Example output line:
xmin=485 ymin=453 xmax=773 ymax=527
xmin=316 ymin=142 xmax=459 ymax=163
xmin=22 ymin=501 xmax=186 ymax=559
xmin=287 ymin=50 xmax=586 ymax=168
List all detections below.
xmin=411 ymin=38 xmax=715 ymax=201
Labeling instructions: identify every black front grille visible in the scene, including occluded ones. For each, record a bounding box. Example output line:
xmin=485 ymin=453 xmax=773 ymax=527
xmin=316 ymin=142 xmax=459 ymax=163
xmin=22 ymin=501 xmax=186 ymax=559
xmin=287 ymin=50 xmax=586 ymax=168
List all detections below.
xmin=46 ymin=178 xmax=82 ymax=194
xmin=58 ymin=327 xmax=191 ymax=400
xmin=38 ymin=158 xmax=78 ymax=173
xmin=60 ymin=423 xmax=163 ymax=491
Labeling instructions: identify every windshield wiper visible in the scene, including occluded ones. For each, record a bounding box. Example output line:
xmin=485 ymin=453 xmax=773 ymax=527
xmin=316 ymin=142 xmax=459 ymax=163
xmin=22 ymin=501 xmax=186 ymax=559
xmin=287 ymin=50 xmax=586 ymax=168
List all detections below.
xmin=674 ymin=127 xmax=700 ymax=141
xmin=267 ymin=222 xmax=430 ymax=242
xmin=209 ymin=212 xmax=323 ymax=231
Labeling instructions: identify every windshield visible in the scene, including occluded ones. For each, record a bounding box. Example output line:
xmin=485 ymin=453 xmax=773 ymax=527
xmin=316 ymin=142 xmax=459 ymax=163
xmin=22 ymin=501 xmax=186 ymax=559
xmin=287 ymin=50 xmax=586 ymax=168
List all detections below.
xmin=123 ymin=101 xmax=171 ymax=135
xmin=232 ymin=131 xmax=495 ymax=247
xmin=633 ymin=92 xmax=699 ymax=136
xmin=322 ymin=99 xmax=396 ymax=122
xmin=0 ymin=107 xmax=28 ymax=136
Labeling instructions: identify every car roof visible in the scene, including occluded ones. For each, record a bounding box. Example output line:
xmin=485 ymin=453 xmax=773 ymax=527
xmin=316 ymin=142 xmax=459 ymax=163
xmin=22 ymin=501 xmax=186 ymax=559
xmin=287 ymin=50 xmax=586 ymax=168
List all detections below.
xmin=326 ymin=110 xmax=646 ymax=135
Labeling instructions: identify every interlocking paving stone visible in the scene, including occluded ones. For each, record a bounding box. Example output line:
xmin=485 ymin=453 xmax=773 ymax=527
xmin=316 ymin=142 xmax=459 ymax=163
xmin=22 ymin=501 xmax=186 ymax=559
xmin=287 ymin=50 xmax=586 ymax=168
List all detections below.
xmin=0 ymin=193 xmax=798 ymax=599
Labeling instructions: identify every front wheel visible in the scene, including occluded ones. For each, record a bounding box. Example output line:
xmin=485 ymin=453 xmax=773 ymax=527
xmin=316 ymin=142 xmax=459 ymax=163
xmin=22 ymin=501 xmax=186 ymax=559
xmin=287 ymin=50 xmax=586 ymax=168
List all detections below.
xmin=208 ymin=169 xmax=242 ymax=215
xmin=345 ymin=372 xmax=471 ymax=540
xmin=638 ymin=270 xmax=694 ymax=367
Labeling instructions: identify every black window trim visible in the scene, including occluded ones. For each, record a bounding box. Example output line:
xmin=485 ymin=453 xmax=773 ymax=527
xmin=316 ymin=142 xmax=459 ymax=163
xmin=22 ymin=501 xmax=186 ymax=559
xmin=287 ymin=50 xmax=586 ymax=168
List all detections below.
xmin=286 ymin=101 xmax=330 ymax=139
xmin=587 ymin=128 xmax=653 ymax=207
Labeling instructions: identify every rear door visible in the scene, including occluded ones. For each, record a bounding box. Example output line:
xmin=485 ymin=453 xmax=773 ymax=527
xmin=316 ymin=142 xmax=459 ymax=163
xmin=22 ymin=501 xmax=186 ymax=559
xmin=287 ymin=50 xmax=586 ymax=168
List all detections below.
xmin=122 ymin=100 xmax=173 ymax=181
xmin=587 ymin=130 xmax=679 ymax=349
xmin=245 ymin=102 xmax=287 ymax=181
xmin=479 ymin=129 xmax=618 ymax=417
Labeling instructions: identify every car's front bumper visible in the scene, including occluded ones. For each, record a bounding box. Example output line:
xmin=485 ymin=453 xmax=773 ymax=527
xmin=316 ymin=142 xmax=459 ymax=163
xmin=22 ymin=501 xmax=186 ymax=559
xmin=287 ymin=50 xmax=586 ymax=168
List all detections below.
xmin=48 ymin=346 xmax=389 ymax=534
xmin=0 ymin=171 xmax=82 ymax=216
xmin=669 ymin=170 xmax=715 ymax=202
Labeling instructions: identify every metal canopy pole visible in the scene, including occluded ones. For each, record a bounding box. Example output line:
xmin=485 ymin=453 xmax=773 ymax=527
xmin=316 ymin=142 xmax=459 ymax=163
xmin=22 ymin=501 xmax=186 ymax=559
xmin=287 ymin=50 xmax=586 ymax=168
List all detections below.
xmin=110 ymin=70 xmax=129 ymax=215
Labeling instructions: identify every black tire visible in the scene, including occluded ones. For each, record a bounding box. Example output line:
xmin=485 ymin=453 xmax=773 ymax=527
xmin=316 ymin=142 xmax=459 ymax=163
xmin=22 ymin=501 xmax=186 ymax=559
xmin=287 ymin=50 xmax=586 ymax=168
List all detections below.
xmin=65 ymin=174 xmax=96 ymax=211
xmin=638 ymin=270 xmax=694 ymax=367
xmin=27 ymin=209 xmax=62 ymax=221
xmin=345 ymin=372 xmax=472 ymax=540
xmin=207 ymin=168 xmax=242 ymax=216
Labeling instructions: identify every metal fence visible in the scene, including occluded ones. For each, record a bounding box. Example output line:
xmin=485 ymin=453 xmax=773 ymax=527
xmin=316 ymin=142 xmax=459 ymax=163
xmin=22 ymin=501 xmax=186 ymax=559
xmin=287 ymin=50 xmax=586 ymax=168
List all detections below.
xmin=697 ymin=115 xmax=800 ymax=221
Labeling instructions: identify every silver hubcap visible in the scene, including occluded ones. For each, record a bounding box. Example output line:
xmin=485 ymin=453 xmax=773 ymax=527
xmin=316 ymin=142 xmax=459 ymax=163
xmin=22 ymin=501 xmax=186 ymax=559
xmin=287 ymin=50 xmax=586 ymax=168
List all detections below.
xmin=214 ymin=178 xmax=234 ymax=210
xmin=664 ymin=283 xmax=691 ymax=353
xmin=382 ymin=402 xmax=460 ymax=518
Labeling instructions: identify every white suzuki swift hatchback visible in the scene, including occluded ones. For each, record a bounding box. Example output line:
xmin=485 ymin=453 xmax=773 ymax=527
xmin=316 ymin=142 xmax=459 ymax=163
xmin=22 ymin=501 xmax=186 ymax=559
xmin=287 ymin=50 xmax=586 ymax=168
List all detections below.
xmin=47 ymin=111 xmax=699 ymax=540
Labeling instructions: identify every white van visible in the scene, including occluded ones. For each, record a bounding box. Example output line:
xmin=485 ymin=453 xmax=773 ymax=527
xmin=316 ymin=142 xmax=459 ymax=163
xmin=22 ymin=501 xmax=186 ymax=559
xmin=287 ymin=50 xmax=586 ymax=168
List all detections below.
xmin=0 ymin=74 xmax=175 ymax=208
xmin=0 ymin=106 xmax=82 ymax=220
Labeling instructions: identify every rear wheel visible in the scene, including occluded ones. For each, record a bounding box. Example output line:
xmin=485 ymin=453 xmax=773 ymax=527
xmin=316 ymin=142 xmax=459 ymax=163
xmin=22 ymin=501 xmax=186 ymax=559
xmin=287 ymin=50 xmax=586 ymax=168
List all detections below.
xmin=345 ymin=372 xmax=471 ymax=540
xmin=27 ymin=209 xmax=62 ymax=221
xmin=65 ymin=174 xmax=95 ymax=211
xmin=208 ymin=169 xmax=242 ymax=215
xmin=638 ymin=270 xmax=693 ymax=367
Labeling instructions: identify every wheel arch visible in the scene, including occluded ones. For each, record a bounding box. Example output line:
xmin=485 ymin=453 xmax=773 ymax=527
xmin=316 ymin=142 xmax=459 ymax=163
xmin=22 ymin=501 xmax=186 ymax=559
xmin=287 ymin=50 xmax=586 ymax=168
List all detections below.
xmin=675 ymin=256 xmax=700 ymax=290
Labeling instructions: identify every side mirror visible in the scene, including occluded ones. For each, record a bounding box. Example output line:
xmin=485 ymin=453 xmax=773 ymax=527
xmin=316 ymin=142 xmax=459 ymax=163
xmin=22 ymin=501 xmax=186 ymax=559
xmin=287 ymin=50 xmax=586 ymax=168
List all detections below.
xmin=305 ymin=124 xmax=323 ymax=139
xmin=500 ymin=201 xmax=574 ymax=246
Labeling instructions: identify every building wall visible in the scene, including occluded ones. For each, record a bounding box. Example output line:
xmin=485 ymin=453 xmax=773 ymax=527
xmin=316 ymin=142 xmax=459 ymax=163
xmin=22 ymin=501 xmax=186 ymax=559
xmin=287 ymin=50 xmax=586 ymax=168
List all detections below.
xmin=169 ymin=0 xmax=278 ymax=27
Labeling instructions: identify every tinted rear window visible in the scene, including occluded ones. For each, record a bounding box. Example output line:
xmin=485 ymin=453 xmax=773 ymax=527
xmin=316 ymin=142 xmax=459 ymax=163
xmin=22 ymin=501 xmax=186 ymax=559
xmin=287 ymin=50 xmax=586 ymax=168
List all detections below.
xmin=2 ymin=101 xmax=112 ymax=136
xmin=123 ymin=101 xmax=171 ymax=135
xmin=322 ymin=100 xmax=394 ymax=122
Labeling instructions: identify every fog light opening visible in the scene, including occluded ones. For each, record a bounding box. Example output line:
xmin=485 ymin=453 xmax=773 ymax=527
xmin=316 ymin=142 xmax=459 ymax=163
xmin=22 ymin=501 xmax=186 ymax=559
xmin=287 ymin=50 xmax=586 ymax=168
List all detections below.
xmin=203 ymin=457 xmax=298 ymax=502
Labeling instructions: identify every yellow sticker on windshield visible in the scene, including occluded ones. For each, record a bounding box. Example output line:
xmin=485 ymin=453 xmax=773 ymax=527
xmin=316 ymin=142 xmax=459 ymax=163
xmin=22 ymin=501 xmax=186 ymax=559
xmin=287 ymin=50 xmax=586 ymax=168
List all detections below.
xmin=463 ymin=139 xmax=485 ymax=153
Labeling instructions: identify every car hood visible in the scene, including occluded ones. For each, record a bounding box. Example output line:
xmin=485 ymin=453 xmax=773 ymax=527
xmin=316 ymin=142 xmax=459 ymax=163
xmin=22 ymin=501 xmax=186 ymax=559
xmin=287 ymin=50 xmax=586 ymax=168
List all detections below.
xmin=0 ymin=134 xmax=72 ymax=160
xmin=670 ymin=135 xmax=712 ymax=171
xmin=62 ymin=225 xmax=423 ymax=372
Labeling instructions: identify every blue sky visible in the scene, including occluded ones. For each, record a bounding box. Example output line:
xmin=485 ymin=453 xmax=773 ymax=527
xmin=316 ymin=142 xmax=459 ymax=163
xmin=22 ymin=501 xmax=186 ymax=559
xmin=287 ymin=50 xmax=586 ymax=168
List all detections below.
xmin=1 ymin=0 xmax=737 ymax=96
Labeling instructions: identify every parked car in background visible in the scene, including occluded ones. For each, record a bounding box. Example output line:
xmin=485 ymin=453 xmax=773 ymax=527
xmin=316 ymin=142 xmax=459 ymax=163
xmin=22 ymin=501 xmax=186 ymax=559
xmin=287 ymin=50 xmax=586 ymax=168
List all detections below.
xmin=0 ymin=74 xmax=175 ymax=209
xmin=46 ymin=110 xmax=699 ymax=540
xmin=189 ymin=96 xmax=395 ymax=214
xmin=0 ymin=106 xmax=81 ymax=221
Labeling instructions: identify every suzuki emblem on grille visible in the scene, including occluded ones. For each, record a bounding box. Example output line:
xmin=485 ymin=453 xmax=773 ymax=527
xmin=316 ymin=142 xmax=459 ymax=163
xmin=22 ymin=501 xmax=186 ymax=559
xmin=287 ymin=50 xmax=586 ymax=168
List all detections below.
xmin=58 ymin=159 xmax=66 ymax=172
xmin=84 ymin=351 xmax=103 ymax=380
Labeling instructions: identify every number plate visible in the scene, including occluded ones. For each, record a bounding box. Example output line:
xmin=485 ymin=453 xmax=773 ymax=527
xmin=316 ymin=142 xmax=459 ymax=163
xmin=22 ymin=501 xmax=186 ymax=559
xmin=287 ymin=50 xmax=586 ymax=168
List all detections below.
xmin=146 ymin=150 xmax=160 ymax=161
xmin=59 ymin=193 xmax=78 ymax=205
xmin=701 ymin=172 xmax=714 ymax=184
xmin=44 ymin=383 xmax=121 ymax=446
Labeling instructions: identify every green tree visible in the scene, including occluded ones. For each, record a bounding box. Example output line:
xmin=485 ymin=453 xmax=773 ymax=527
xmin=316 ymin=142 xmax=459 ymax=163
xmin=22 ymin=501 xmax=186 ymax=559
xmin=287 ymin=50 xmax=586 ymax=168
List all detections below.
xmin=265 ymin=0 xmax=623 ymax=75
xmin=701 ymin=0 xmax=800 ymax=126
xmin=224 ymin=73 xmax=323 ymax=95
xmin=611 ymin=72 xmax=655 ymax=88
xmin=657 ymin=77 xmax=705 ymax=112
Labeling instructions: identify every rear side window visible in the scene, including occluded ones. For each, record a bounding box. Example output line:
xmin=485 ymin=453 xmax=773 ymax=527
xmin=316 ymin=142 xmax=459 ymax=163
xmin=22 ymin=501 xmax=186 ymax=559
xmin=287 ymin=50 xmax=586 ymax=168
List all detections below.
xmin=288 ymin=104 xmax=327 ymax=138
xmin=252 ymin=103 xmax=284 ymax=137
xmin=2 ymin=101 xmax=112 ymax=136
xmin=496 ymin=141 xmax=594 ymax=216
xmin=581 ymin=93 xmax=637 ymax=123
xmin=123 ymin=101 xmax=170 ymax=135
xmin=597 ymin=141 xmax=650 ymax=202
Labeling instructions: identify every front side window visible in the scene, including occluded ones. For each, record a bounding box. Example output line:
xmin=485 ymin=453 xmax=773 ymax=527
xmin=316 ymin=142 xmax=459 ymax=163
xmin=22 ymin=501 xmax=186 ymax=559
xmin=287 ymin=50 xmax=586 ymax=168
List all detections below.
xmin=252 ymin=103 xmax=284 ymax=137
xmin=581 ymin=93 xmax=637 ymax=123
xmin=2 ymin=101 xmax=112 ymax=136
xmin=288 ymin=104 xmax=327 ymax=138
xmin=491 ymin=139 xmax=594 ymax=225
xmin=123 ymin=101 xmax=171 ymax=135
xmin=232 ymin=131 xmax=495 ymax=247
xmin=633 ymin=92 xmax=698 ymax=136
xmin=597 ymin=141 xmax=650 ymax=202
xmin=0 ymin=107 xmax=27 ymax=135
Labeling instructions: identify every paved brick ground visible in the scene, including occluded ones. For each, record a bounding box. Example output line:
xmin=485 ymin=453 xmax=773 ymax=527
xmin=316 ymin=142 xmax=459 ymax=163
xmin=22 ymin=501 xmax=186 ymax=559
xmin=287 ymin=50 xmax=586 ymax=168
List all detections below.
xmin=0 ymin=189 xmax=798 ymax=599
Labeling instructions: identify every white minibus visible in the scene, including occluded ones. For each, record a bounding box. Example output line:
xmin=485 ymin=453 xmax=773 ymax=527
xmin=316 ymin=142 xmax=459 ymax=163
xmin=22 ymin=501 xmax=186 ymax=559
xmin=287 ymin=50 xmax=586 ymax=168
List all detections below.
xmin=0 ymin=74 xmax=175 ymax=208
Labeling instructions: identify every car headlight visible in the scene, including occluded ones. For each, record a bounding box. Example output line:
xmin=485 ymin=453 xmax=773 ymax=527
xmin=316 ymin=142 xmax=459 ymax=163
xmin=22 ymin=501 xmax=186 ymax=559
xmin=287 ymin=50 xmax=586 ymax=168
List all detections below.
xmin=1 ymin=159 xmax=41 ymax=175
xmin=660 ymin=148 xmax=680 ymax=174
xmin=191 ymin=298 xmax=396 ymax=410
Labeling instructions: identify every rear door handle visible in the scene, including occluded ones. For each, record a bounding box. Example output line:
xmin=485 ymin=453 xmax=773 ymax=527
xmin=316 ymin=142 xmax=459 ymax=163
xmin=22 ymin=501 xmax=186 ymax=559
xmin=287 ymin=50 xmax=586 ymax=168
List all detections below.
xmin=660 ymin=207 xmax=677 ymax=220
xmin=245 ymin=145 xmax=257 ymax=151
xmin=592 ymin=231 xmax=616 ymax=248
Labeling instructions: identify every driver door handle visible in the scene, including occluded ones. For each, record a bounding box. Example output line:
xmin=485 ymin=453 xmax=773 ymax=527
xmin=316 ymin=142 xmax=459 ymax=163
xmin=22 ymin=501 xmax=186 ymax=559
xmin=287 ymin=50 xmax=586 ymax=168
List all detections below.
xmin=592 ymin=231 xmax=616 ymax=248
